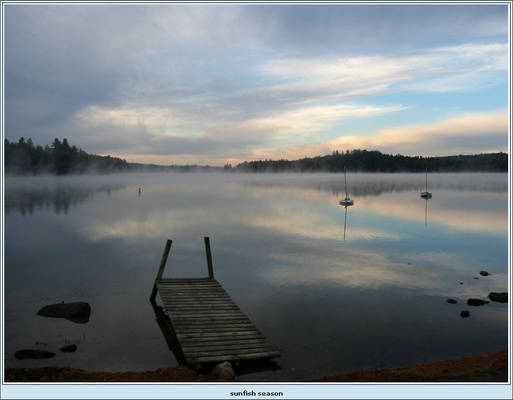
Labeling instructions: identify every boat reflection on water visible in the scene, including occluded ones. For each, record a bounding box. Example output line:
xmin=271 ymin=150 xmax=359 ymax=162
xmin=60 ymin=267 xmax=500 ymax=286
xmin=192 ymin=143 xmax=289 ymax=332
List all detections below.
xmin=340 ymin=204 xmax=351 ymax=240
xmin=424 ymin=197 xmax=429 ymax=227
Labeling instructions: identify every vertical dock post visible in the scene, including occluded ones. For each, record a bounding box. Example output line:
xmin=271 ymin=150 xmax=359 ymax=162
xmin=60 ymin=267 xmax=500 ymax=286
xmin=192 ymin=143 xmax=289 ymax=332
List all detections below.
xmin=150 ymin=239 xmax=172 ymax=303
xmin=204 ymin=236 xmax=214 ymax=279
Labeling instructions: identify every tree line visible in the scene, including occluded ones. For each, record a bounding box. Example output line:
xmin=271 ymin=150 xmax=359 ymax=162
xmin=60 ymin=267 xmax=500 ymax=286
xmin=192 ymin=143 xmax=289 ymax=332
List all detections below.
xmin=4 ymin=137 xmax=131 ymax=175
xmin=4 ymin=137 xmax=221 ymax=175
xmin=232 ymin=149 xmax=507 ymax=172
xmin=4 ymin=138 xmax=507 ymax=175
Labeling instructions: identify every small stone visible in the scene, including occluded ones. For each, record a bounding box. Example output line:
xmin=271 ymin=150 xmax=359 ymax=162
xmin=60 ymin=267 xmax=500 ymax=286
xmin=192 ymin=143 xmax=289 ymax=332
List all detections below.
xmin=60 ymin=344 xmax=77 ymax=352
xmin=446 ymin=299 xmax=457 ymax=304
xmin=473 ymin=277 xmax=479 ymax=280
xmin=459 ymin=282 xmax=464 ymax=285
xmin=488 ymin=292 xmax=508 ymax=303
xmin=479 ymin=271 xmax=490 ymax=276
xmin=211 ymin=361 xmax=235 ymax=381
xmin=467 ymin=298 xmax=489 ymax=306
xmin=15 ymin=349 xmax=56 ymax=359
xmin=460 ymin=311 xmax=470 ymax=318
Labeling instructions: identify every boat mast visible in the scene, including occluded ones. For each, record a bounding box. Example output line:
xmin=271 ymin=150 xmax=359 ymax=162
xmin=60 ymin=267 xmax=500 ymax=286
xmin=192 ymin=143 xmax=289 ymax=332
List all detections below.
xmin=344 ymin=168 xmax=348 ymax=198
xmin=425 ymin=168 xmax=428 ymax=192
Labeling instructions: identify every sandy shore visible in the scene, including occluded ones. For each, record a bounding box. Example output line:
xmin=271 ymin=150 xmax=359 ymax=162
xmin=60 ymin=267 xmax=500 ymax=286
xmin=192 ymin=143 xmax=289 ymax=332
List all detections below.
xmin=4 ymin=350 xmax=508 ymax=382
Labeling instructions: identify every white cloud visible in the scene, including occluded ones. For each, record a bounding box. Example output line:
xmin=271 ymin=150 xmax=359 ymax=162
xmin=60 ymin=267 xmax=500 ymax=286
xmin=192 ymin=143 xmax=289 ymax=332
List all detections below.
xmin=245 ymin=109 xmax=508 ymax=161
xmin=241 ymin=104 xmax=407 ymax=136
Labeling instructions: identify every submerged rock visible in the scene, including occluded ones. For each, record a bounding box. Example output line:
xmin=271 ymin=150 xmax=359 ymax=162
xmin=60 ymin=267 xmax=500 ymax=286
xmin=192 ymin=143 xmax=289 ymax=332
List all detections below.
xmin=60 ymin=344 xmax=77 ymax=353
xmin=446 ymin=299 xmax=458 ymax=304
xmin=15 ymin=349 xmax=56 ymax=360
xmin=467 ymin=299 xmax=489 ymax=306
xmin=479 ymin=270 xmax=490 ymax=276
xmin=460 ymin=311 xmax=470 ymax=318
xmin=211 ymin=361 xmax=235 ymax=381
xmin=488 ymin=292 xmax=508 ymax=303
xmin=38 ymin=302 xmax=91 ymax=323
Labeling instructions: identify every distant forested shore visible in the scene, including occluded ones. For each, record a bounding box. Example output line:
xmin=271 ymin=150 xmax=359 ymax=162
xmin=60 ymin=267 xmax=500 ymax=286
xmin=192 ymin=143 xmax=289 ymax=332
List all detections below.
xmin=4 ymin=137 xmax=508 ymax=175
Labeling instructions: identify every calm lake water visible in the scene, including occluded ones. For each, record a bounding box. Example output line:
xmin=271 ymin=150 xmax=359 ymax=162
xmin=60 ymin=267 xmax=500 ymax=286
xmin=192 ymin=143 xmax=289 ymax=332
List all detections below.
xmin=4 ymin=172 xmax=509 ymax=381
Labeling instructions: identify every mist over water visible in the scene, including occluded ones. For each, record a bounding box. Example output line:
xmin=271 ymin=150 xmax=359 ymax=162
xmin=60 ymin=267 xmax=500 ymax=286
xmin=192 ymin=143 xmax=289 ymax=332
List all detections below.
xmin=4 ymin=172 xmax=508 ymax=381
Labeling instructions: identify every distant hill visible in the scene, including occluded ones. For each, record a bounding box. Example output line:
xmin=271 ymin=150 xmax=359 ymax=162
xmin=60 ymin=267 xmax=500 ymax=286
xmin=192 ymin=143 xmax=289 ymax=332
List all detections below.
xmin=4 ymin=138 xmax=507 ymax=175
xmin=233 ymin=149 xmax=508 ymax=172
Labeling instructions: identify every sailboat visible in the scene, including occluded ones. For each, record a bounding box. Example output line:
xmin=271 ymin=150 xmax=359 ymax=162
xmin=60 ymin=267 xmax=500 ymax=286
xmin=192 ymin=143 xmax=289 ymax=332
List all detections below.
xmin=339 ymin=168 xmax=354 ymax=206
xmin=420 ymin=168 xmax=432 ymax=199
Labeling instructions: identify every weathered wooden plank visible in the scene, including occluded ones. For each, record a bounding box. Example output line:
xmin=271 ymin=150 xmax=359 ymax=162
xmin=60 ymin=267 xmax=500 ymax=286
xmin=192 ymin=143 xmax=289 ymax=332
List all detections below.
xmin=185 ymin=345 xmax=276 ymax=358
xmin=160 ymin=291 xmax=227 ymax=296
xmin=158 ymin=281 xmax=222 ymax=286
xmin=174 ymin=325 xmax=256 ymax=333
xmin=177 ymin=329 xmax=260 ymax=339
xmin=168 ymin=308 xmax=241 ymax=314
xmin=161 ymin=296 xmax=231 ymax=301
xmin=174 ymin=321 xmax=254 ymax=329
xmin=161 ymin=291 xmax=228 ymax=297
xmin=158 ymin=278 xmax=214 ymax=283
xmin=164 ymin=306 xmax=243 ymax=317
xmin=158 ymin=281 xmax=222 ymax=287
xmin=183 ymin=340 xmax=272 ymax=351
xmin=159 ymin=285 xmax=224 ymax=291
xmin=171 ymin=316 xmax=248 ymax=323
xmin=177 ymin=331 xmax=264 ymax=340
xmin=167 ymin=307 xmax=241 ymax=313
xmin=188 ymin=351 xmax=281 ymax=364
xmin=167 ymin=310 xmax=246 ymax=317
xmin=161 ymin=295 xmax=229 ymax=300
xmin=160 ymin=300 xmax=235 ymax=306
xmin=164 ymin=300 xmax=238 ymax=307
xmin=171 ymin=319 xmax=252 ymax=326
xmin=159 ymin=287 xmax=226 ymax=292
xmin=181 ymin=338 xmax=269 ymax=349
xmin=166 ymin=301 xmax=240 ymax=310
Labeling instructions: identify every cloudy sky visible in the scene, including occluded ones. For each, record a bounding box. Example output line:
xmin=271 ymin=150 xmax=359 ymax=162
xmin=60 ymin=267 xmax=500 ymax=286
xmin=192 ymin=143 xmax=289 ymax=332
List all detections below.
xmin=3 ymin=3 xmax=509 ymax=165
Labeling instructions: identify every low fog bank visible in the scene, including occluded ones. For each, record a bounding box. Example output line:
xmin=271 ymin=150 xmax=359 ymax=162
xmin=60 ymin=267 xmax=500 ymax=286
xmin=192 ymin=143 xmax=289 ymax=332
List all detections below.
xmin=234 ymin=172 xmax=508 ymax=196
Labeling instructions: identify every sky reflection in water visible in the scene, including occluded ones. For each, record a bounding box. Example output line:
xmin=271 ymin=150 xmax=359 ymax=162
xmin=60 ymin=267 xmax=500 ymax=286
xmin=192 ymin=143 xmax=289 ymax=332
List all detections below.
xmin=4 ymin=173 xmax=508 ymax=381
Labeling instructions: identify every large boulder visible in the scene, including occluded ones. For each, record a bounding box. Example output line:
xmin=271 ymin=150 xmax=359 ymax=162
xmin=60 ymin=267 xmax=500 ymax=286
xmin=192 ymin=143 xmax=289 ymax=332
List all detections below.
xmin=467 ymin=299 xmax=489 ymax=306
xmin=15 ymin=349 xmax=55 ymax=360
xmin=60 ymin=344 xmax=77 ymax=353
xmin=211 ymin=361 xmax=235 ymax=381
xmin=37 ymin=302 xmax=91 ymax=323
xmin=488 ymin=292 xmax=508 ymax=303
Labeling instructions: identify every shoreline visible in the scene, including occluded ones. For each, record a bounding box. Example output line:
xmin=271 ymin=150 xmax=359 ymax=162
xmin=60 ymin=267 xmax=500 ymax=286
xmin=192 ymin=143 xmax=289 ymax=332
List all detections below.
xmin=4 ymin=350 xmax=508 ymax=383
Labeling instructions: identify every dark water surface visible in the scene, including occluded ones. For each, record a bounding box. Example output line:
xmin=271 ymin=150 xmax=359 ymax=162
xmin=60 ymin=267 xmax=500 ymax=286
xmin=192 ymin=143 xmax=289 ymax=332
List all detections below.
xmin=4 ymin=173 xmax=508 ymax=381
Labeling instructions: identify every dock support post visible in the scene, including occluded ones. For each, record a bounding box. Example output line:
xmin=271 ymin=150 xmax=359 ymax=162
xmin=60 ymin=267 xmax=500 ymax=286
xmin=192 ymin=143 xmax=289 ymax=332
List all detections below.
xmin=204 ymin=237 xmax=214 ymax=279
xmin=150 ymin=239 xmax=172 ymax=303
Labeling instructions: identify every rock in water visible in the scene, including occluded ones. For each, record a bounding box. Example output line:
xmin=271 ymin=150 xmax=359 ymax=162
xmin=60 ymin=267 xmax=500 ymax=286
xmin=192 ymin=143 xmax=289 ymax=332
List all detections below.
xmin=488 ymin=292 xmax=508 ymax=303
xmin=38 ymin=302 xmax=91 ymax=323
xmin=60 ymin=344 xmax=77 ymax=352
xmin=467 ymin=299 xmax=489 ymax=306
xmin=479 ymin=270 xmax=490 ymax=276
xmin=446 ymin=299 xmax=458 ymax=304
xmin=460 ymin=311 xmax=470 ymax=318
xmin=15 ymin=349 xmax=56 ymax=359
xmin=211 ymin=361 xmax=235 ymax=381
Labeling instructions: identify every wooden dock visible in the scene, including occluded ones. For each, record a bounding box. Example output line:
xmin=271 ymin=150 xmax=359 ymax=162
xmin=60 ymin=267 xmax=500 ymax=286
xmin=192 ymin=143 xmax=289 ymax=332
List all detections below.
xmin=150 ymin=238 xmax=280 ymax=365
